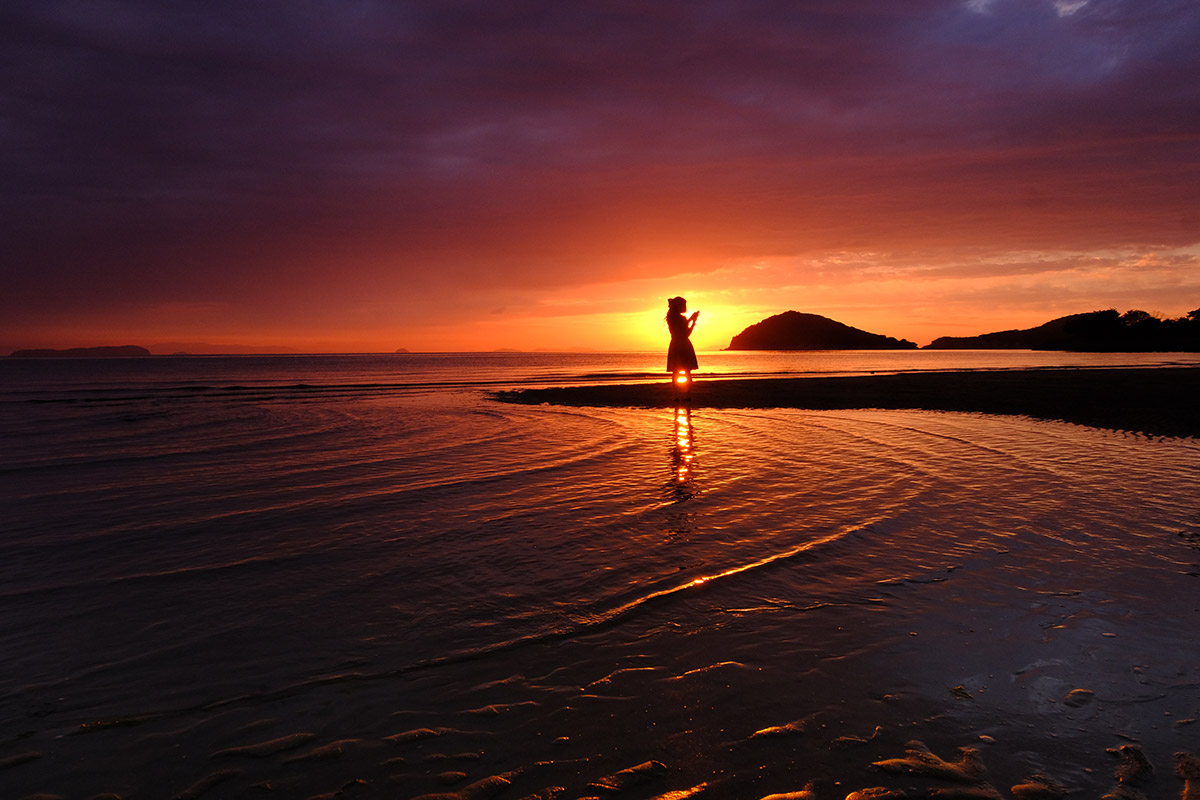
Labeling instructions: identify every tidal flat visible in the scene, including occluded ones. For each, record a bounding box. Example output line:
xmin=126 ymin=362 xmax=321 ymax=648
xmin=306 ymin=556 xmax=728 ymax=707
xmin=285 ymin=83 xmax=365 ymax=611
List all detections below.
xmin=1 ymin=358 xmax=1197 ymax=798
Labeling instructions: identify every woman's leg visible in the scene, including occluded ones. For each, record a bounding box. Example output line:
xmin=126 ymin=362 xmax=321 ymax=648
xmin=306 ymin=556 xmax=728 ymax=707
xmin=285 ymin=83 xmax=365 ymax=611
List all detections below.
xmin=673 ymin=370 xmax=692 ymax=399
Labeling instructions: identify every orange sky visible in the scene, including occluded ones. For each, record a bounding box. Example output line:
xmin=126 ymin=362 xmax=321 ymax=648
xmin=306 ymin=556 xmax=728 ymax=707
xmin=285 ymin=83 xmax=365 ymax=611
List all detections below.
xmin=3 ymin=1 xmax=1198 ymax=353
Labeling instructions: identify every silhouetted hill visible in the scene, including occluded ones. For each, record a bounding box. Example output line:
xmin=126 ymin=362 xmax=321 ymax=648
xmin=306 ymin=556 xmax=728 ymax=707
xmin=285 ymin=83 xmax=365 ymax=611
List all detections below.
xmin=9 ymin=345 xmax=151 ymax=358
xmin=924 ymin=313 xmax=1087 ymax=349
xmin=726 ymin=311 xmax=918 ymax=350
xmin=925 ymin=308 xmax=1200 ymax=351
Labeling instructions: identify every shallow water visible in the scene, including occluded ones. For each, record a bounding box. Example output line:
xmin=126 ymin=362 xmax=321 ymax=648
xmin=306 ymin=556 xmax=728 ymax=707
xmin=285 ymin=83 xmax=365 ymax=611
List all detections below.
xmin=0 ymin=355 xmax=1197 ymax=799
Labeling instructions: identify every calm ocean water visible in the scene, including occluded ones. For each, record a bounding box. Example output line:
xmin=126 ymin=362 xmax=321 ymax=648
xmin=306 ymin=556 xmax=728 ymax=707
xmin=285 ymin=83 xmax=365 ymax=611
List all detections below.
xmin=1 ymin=352 xmax=1197 ymax=799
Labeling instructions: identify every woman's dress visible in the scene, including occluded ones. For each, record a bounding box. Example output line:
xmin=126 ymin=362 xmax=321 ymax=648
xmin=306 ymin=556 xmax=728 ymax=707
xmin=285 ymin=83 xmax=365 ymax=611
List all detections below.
xmin=666 ymin=313 xmax=699 ymax=373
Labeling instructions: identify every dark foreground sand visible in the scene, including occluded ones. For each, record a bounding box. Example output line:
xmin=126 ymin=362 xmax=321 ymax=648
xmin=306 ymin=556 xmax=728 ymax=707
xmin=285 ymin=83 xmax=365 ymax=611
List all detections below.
xmin=496 ymin=366 xmax=1200 ymax=438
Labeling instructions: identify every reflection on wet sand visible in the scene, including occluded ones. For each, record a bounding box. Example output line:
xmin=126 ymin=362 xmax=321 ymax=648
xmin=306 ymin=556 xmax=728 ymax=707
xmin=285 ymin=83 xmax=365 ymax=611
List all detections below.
xmin=669 ymin=405 xmax=697 ymax=500
xmin=664 ymin=405 xmax=698 ymax=540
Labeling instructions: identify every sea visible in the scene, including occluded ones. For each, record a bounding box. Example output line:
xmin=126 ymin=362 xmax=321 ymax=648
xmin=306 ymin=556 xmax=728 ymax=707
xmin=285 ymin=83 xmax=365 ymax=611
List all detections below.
xmin=1 ymin=351 xmax=1198 ymax=800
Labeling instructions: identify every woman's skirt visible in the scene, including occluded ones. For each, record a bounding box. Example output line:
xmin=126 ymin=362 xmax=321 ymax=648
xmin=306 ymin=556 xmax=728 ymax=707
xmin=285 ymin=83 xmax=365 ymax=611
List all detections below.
xmin=666 ymin=339 xmax=699 ymax=373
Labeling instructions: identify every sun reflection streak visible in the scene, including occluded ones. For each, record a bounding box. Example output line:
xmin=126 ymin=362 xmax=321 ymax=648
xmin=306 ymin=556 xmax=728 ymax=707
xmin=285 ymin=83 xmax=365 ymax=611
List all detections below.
xmin=664 ymin=405 xmax=699 ymax=538
xmin=672 ymin=405 xmax=695 ymax=487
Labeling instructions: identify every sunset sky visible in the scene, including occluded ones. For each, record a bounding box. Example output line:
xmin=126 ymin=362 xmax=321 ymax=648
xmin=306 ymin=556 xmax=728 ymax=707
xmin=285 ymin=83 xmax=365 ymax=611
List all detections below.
xmin=3 ymin=0 xmax=1198 ymax=353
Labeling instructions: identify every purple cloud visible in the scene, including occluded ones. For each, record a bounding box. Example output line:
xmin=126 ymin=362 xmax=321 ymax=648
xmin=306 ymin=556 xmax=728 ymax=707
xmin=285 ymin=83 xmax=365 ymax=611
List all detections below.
xmin=1 ymin=0 xmax=1197 ymax=346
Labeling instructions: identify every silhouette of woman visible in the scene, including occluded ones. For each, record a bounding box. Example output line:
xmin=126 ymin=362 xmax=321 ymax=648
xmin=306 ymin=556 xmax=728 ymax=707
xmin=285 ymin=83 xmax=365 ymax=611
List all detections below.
xmin=665 ymin=296 xmax=699 ymax=391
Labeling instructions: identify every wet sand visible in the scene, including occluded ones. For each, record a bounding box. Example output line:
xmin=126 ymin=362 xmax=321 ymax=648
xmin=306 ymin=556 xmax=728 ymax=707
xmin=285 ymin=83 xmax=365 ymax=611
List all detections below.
xmin=5 ymin=368 xmax=1199 ymax=798
xmin=495 ymin=366 xmax=1200 ymax=438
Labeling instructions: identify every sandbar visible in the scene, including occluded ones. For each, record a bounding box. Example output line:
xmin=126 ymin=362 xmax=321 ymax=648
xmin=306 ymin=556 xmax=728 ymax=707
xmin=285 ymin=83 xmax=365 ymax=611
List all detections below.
xmin=495 ymin=366 xmax=1200 ymax=438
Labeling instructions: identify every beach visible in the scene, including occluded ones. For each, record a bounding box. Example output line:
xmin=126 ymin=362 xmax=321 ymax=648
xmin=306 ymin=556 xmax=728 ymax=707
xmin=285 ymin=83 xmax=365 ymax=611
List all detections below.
xmin=1 ymin=355 xmax=1198 ymax=799
xmin=9 ymin=0 xmax=1200 ymax=795
xmin=496 ymin=365 xmax=1200 ymax=439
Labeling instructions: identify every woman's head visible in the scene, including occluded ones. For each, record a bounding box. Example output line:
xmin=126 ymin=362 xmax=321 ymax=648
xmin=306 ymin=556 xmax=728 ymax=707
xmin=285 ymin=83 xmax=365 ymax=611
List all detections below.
xmin=667 ymin=296 xmax=687 ymax=314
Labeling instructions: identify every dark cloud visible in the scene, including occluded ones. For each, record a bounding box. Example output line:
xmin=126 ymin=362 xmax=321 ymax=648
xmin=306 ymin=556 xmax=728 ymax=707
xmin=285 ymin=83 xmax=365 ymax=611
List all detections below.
xmin=2 ymin=0 xmax=1198 ymax=345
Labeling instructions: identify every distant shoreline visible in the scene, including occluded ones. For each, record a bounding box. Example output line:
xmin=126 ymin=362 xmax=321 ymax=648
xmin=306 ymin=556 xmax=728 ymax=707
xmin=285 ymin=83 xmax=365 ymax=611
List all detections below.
xmin=494 ymin=366 xmax=1200 ymax=438
xmin=7 ymin=345 xmax=151 ymax=358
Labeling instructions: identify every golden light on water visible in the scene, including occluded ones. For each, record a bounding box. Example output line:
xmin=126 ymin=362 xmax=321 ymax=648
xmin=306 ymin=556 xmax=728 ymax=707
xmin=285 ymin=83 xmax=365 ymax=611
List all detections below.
xmin=674 ymin=407 xmax=694 ymax=484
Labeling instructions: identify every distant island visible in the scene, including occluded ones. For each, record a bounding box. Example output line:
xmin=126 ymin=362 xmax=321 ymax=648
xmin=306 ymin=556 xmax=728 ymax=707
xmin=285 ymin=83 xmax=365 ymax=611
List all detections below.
xmin=726 ymin=311 xmax=918 ymax=350
xmin=925 ymin=308 xmax=1200 ymax=351
xmin=395 ymin=348 xmax=410 ymax=354
xmin=8 ymin=345 xmax=151 ymax=358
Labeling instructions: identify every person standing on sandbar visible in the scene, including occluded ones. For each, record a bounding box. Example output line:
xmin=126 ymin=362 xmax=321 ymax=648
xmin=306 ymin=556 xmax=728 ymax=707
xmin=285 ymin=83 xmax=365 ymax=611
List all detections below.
xmin=666 ymin=296 xmax=699 ymax=396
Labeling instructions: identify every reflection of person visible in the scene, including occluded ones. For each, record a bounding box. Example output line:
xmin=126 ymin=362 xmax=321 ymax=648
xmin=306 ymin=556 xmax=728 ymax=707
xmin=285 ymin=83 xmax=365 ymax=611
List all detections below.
xmin=666 ymin=405 xmax=698 ymax=514
xmin=671 ymin=405 xmax=695 ymax=488
xmin=666 ymin=296 xmax=699 ymax=391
